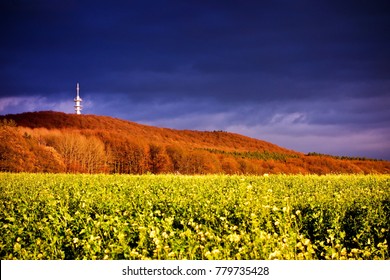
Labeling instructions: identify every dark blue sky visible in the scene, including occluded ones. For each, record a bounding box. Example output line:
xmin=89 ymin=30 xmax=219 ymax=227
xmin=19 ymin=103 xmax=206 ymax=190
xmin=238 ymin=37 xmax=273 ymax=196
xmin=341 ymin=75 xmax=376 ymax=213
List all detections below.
xmin=1 ymin=0 xmax=389 ymax=159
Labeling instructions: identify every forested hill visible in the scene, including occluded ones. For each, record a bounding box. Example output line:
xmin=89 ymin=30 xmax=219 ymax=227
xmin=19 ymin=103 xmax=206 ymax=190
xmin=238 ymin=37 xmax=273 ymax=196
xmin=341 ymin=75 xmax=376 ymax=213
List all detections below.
xmin=1 ymin=111 xmax=389 ymax=174
xmin=1 ymin=111 xmax=299 ymax=154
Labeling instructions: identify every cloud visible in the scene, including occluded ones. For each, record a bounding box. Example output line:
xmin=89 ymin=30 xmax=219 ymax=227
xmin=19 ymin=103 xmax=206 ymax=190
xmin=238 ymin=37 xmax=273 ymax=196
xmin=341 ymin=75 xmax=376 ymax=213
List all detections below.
xmin=0 ymin=96 xmax=74 ymax=115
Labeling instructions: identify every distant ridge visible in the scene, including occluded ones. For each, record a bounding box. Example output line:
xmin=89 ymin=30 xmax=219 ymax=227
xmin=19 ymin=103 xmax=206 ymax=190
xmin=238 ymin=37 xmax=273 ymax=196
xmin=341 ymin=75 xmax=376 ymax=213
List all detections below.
xmin=1 ymin=111 xmax=389 ymax=174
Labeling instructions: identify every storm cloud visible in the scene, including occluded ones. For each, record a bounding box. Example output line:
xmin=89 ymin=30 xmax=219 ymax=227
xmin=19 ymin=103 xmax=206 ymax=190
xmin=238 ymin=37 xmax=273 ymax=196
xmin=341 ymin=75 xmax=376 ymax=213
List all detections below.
xmin=1 ymin=0 xmax=389 ymax=159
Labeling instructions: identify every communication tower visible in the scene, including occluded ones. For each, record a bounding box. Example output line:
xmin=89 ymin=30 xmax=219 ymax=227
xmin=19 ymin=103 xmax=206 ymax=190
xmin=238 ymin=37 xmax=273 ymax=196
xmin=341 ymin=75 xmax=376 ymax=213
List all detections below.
xmin=74 ymin=82 xmax=82 ymax=114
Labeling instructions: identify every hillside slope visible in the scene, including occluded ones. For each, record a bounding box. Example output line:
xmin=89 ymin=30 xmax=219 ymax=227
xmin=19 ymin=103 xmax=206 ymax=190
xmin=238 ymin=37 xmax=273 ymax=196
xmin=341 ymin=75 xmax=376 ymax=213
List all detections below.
xmin=1 ymin=111 xmax=298 ymax=154
xmin=1 ymin=111 xmax=389 ymax=174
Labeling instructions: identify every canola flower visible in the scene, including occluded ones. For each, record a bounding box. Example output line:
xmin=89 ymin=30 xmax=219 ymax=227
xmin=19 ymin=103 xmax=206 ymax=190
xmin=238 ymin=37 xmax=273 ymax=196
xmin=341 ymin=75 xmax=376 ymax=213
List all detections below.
xmin=0 ymin=173 xmax=389 ymax=260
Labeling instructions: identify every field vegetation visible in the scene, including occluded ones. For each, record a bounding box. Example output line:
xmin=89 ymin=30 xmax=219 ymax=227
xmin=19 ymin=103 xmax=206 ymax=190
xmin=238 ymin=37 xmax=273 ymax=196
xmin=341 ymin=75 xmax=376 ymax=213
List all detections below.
xmin=1 ymin=173 xmax=389 ymax=260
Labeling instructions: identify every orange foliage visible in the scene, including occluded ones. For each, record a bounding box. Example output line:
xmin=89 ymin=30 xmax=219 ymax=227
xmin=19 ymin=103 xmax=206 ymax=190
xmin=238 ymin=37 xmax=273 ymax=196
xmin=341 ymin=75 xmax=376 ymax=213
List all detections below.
xmin=0 ymin=111 xmax=389 ymax=174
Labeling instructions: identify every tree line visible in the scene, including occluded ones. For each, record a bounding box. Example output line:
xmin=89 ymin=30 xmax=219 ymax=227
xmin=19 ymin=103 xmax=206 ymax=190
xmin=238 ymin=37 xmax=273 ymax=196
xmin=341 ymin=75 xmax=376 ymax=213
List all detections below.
xmin=1 ymin=119 xmax=389 ymax=174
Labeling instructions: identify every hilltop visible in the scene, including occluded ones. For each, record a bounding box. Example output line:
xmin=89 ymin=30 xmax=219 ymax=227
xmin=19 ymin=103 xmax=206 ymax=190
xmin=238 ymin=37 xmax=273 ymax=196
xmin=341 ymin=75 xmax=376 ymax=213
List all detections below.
xmin=1 ymin=111 xmax=389 ymax=174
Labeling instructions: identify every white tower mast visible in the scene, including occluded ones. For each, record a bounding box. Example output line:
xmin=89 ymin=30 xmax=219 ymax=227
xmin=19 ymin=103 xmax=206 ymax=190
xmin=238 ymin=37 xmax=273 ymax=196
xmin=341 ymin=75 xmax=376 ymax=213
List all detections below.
xmin=74 ymin=82 xmax=82 ymax=115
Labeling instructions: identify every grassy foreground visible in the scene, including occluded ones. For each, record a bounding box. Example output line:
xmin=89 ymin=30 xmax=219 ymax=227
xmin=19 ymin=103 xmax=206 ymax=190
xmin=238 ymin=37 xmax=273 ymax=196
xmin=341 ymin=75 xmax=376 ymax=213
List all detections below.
xmin=0 ymin=173 xmax=389 ymax=260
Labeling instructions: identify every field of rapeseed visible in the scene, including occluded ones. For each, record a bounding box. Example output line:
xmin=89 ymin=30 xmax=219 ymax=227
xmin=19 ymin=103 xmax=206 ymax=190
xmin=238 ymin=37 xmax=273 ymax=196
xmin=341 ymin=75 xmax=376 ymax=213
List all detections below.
xmin=0 ymin=173 xmax=389 ymax=260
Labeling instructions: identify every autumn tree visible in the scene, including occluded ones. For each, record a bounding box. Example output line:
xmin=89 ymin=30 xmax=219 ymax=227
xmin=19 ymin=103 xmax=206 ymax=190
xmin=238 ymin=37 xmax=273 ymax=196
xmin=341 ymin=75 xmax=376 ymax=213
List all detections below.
xmin=221 ymin=157 xmax=240 ymax=174
xmin=48 ymin=131 xmax=107 ymax=173
xmin=166 ymin=145 xmax=188 ymax=173
xmin=0 ymin=124 xmax=35 ymax=172
xmin=22 ymin=131 xmax=66 ymax=173
xmin=107 ymin=137 xmax=149 ymax=174
xmin=149 ymin=143 xmax=171 ymax=173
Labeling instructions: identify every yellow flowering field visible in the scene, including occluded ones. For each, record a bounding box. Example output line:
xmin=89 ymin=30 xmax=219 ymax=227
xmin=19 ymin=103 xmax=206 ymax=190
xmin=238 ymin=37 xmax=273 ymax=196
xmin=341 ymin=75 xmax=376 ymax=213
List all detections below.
xmin=0 ymin=173 xmax=389 ymax=260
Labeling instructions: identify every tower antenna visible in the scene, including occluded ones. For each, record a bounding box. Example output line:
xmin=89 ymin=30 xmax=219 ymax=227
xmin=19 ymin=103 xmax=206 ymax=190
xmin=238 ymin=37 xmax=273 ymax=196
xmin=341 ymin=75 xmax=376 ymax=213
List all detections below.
xmin=74 ymin=82 xmax=82 ymax=114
